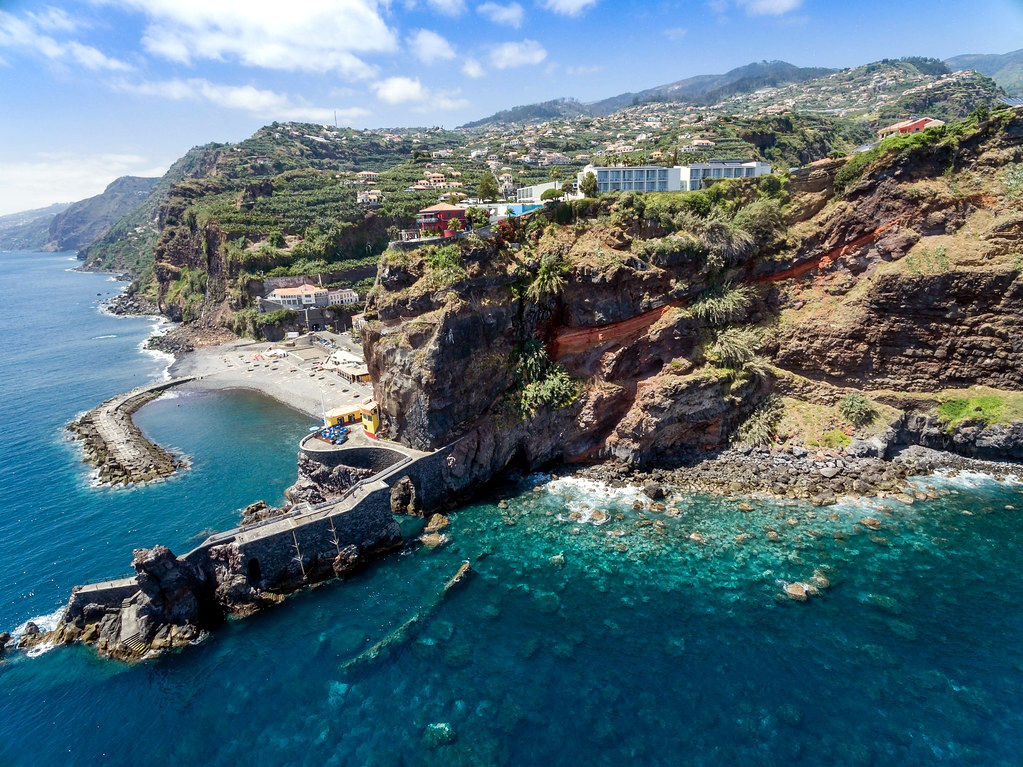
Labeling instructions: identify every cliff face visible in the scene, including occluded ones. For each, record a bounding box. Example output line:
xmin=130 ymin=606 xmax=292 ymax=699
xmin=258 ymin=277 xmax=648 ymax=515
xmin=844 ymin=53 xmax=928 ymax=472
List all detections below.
xmin=362 ymin=110 xmax=1023 ymax=492
xmin=771 ymin=111 xmax=1023 ymax=390
xmin=44 ymin=176 xmax=159 ymax=253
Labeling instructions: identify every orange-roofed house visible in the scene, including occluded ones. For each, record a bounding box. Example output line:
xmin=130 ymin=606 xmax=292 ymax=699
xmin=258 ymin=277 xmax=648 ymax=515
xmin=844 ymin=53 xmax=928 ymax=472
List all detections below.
xmin=416 ymin=203 xmax=467 ymax=235
xmin=877 ymin=117 xmax=945 ymax=140
xmin=267 ymin=283 xmax=329 ymax=308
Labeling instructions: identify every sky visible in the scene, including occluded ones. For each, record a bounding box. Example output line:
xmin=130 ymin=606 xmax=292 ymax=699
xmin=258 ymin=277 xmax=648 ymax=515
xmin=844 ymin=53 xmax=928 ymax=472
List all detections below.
xmin=0 ymin=0 xmax=1021 ymax=214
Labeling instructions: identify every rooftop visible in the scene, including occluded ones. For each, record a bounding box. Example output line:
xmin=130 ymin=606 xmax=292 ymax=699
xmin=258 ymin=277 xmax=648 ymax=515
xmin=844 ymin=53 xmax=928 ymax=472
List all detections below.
xmin=270 ymin=283 xmax=325 ymax=296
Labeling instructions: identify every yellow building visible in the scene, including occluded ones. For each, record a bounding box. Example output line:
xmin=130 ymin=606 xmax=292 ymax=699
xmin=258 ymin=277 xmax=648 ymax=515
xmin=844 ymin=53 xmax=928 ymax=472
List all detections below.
xmin=361 ymin=401 xmax=380 ymax=438
xmin=325 ymin=406 xmax=362 ymax=427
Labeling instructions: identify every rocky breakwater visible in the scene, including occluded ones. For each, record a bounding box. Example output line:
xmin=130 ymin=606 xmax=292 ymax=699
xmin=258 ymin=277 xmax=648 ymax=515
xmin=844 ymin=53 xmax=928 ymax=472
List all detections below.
xmin=68 ymin=378 xmax=192 ymax=486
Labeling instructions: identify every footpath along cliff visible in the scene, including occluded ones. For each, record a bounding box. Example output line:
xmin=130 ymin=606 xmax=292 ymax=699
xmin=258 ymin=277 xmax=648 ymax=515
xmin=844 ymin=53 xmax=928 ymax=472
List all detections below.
xmin=362 ymin=108 xmax=1023 ymax=499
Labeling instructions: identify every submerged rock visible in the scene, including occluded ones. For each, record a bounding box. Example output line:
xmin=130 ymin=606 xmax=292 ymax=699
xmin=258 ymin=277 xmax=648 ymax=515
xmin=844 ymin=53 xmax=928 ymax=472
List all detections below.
xmin=784 ymin=582 xmax=809 ymax=601
xmin=422 ymin=722 xmax=456 ymax=749
xmin=420 ymin=533 xmax=449 ymax=550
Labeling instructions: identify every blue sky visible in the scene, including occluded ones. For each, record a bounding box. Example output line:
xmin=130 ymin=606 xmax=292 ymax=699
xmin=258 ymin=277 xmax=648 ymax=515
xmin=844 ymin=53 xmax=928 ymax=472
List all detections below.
xmin=1 ymin=0 xmax=1021 ymax=214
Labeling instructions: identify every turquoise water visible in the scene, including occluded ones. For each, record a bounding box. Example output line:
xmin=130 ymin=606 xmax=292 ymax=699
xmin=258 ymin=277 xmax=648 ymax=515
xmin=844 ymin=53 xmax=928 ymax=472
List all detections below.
xmin=3 ymin=251 xmax=1023 ymax=766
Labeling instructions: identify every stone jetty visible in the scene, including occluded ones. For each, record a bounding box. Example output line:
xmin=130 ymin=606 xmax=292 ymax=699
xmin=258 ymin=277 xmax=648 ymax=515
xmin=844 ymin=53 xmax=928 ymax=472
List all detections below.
xmin=37 ymin=436 xmax=460 ymax=661
xmin=68 ymin=378 xmax=193 ymax=486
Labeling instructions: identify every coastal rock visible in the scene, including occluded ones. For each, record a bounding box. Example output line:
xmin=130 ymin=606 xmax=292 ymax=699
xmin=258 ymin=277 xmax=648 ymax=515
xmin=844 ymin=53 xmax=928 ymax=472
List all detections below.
xmin=0 ymin=631 xmax=10 ymax=657
xmin=332 ymin=545 xmax=364 ymax=577
xmin=423 ymin=514 xmax=450 ymax=534
xmin=420 ymin=533 xmax=449 ymax=550
xmin=643 ymin=481 xmax=665 ymax=500
xmin=784 ymin=583 xmax=809 ymax=601
xmin=17 ymin=622 xmax=42 ymax=649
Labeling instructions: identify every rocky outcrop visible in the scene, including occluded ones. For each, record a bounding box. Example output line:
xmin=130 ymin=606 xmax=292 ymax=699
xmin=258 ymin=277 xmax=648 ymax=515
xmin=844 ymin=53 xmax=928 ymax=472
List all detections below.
xmin=105 ymin=291 xmax=161 ymax=316
xmin=51 ymin=546 xmax=207 ymax=660
xmin=287 ymin=454 xmax=374 ymax=505
xmin=774 ymin=268 xmax=1023 ymax=390
xmin=895 ymin=412 xmax=1023 ymax=460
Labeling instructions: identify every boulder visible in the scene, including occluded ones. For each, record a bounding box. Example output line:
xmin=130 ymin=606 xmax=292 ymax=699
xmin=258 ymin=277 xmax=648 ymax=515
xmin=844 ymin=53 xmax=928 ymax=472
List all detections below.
xmin=423 ymin=513 xmax=450 ymax=533
xmin=332 ymin=545 xmax=363 ymax=577
xmin=784 ymin=582 xmax=809 ymax=601
xmin=420 ymin=533 xmax=449 ymax=550
xmin=643 ymin=481 xmax=664 ymax=499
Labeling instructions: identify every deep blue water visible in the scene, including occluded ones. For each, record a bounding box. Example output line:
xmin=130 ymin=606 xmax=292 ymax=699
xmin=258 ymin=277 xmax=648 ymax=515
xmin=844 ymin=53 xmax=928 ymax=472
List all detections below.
xmin=2 ymin=251 xmax=1023 ymax=766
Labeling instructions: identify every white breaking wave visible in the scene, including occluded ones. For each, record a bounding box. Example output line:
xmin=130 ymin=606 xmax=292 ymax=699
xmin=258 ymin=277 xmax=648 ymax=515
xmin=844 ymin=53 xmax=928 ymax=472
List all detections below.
xmin=139 ymin=317 xmax=176 ymax=381
xmin=11 ymin=606 xmax=65 ymax=658
xmin=915 ymin=469 xmax=1022 ymax=491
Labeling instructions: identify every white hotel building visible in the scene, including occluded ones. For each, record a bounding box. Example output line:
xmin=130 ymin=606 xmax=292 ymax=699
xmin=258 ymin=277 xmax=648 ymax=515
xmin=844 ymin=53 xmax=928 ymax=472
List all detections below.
xmin=578 ymin=160 xmax=773 ymax=194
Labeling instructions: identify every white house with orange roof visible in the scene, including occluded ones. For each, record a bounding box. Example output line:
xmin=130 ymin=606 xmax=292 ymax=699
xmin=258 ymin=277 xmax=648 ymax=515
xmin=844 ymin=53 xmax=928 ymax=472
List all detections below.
xmin=267 ymin=283 xmax=329 ymax=308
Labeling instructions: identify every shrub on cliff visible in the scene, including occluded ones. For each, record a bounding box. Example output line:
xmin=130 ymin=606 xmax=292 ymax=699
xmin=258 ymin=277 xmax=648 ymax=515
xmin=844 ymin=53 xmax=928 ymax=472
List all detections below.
xmin=510 ymin=340 xmax=579 ymax=418
xmin=838 ymin=392 xmax=875 ymax=426
xmin=686 ymin=283 xmax=756 ymax=326
xmin=708 ymin=327 xmax=759 ymax=369
xmin=633 ymin=234 xmax=706 ymax=268
xmin=424 ymin=244 xmax=466 ymax=286
xmin=734 ymin=396 xmax=784 ymax=446
xmin=526 ymin=251 xmax=569 ymax=303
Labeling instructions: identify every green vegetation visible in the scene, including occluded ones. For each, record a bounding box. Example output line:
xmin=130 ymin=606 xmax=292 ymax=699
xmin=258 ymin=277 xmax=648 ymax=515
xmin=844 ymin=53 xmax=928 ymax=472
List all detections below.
xmin=707 ymin=327 xmax=759 ymax=369
xmin=580 ymin=172 xmax=599 ymax=198
xmin=1004 ymin=164 xmax=1023 ymax=198
xmin=820 ymin=428 xmax=852 ymax=449
xmin=685 ymin=283 xmax=756 ymax=325
xmin=424 ymin=244 xmax=466 ymax=285
xmin=509 ymin=340 xmax=579 ymax=418
xmin=525 ymin=251 xmax=569 ymax=303
xmin=734 ymin=396 xmax=784 ymax=446
xmin=937 ymin=395 xmax=1006 ymax=431
xmin=834 ymin=112 xmax=1002 ymax=193
xmin=478 ymin=173 xmax=499 ymax=202
xmin=838 ymin=392 xmax=876 ymax=426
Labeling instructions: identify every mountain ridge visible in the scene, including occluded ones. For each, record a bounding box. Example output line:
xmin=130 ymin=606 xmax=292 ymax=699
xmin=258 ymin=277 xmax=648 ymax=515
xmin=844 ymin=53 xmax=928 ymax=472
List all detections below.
xmin=461 ymin=60 xmax=835 ymax=128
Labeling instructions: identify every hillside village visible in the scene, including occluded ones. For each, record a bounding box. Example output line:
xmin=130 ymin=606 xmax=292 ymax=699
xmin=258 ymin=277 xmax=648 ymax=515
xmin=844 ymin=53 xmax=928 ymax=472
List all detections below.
xmin=2 ymin=56 xmax=1010 ymax=346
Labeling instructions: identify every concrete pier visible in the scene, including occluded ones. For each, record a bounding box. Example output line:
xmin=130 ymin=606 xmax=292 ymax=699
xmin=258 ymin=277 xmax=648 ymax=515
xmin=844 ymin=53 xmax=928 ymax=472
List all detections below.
xmin=68 ymin=378 xmax=193 ymax=486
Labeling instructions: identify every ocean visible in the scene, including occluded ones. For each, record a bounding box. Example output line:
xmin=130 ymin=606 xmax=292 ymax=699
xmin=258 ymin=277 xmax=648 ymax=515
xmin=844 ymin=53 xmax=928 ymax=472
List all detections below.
xmin=2 ymin=250 xmax=1023 ymax=766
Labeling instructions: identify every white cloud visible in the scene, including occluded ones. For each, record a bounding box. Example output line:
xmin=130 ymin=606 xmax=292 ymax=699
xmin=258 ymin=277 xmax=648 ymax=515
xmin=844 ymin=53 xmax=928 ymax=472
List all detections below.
xmin=102 ymin=0 xmax=397 ymax=78
xmin=425 ymin=0 xmax=466 ymax=14
xmin=489 ymin=39 xmax=546 ymax=69
xmin=372 ymin=76 xmax=468 ymax=111
xmin=664 ymin=26 xmax=688 ymax=40
xmin=541 ymin=0 xmax=599 ymax=16
xmin=0 ymin=10 xmax=130 ymax=71
xmin=116 ymin=78 xmax=366 ymax=123
xmin=565 ymin=64 xmax=600 ymax=75
xmin=0 ymin=152 xmax=169 ymax=216
xmin=477 ymin=2 xmax=524 ymax=27
xmin=25 ymin=7 xmax=83 ymax=34
xmin=408 ymin=29 xmax=456 ymax=64
xmin=725 ymin=0 xmax=803 ymax=14
xmin=462 ymin=58 xmax=485 ymax=78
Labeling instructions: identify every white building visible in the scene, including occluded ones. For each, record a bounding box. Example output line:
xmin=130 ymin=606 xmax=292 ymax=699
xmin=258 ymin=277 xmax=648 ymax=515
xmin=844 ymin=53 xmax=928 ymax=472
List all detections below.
xmin=577 ymin=160 xmax=772 ymax=194
xmin=267 ymin=284 xmax=328 ymax=308
xmin=515 ymin=181 xmax=573 ymax=203
xmin=328 ymin=287 xmax=360 ymax=305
